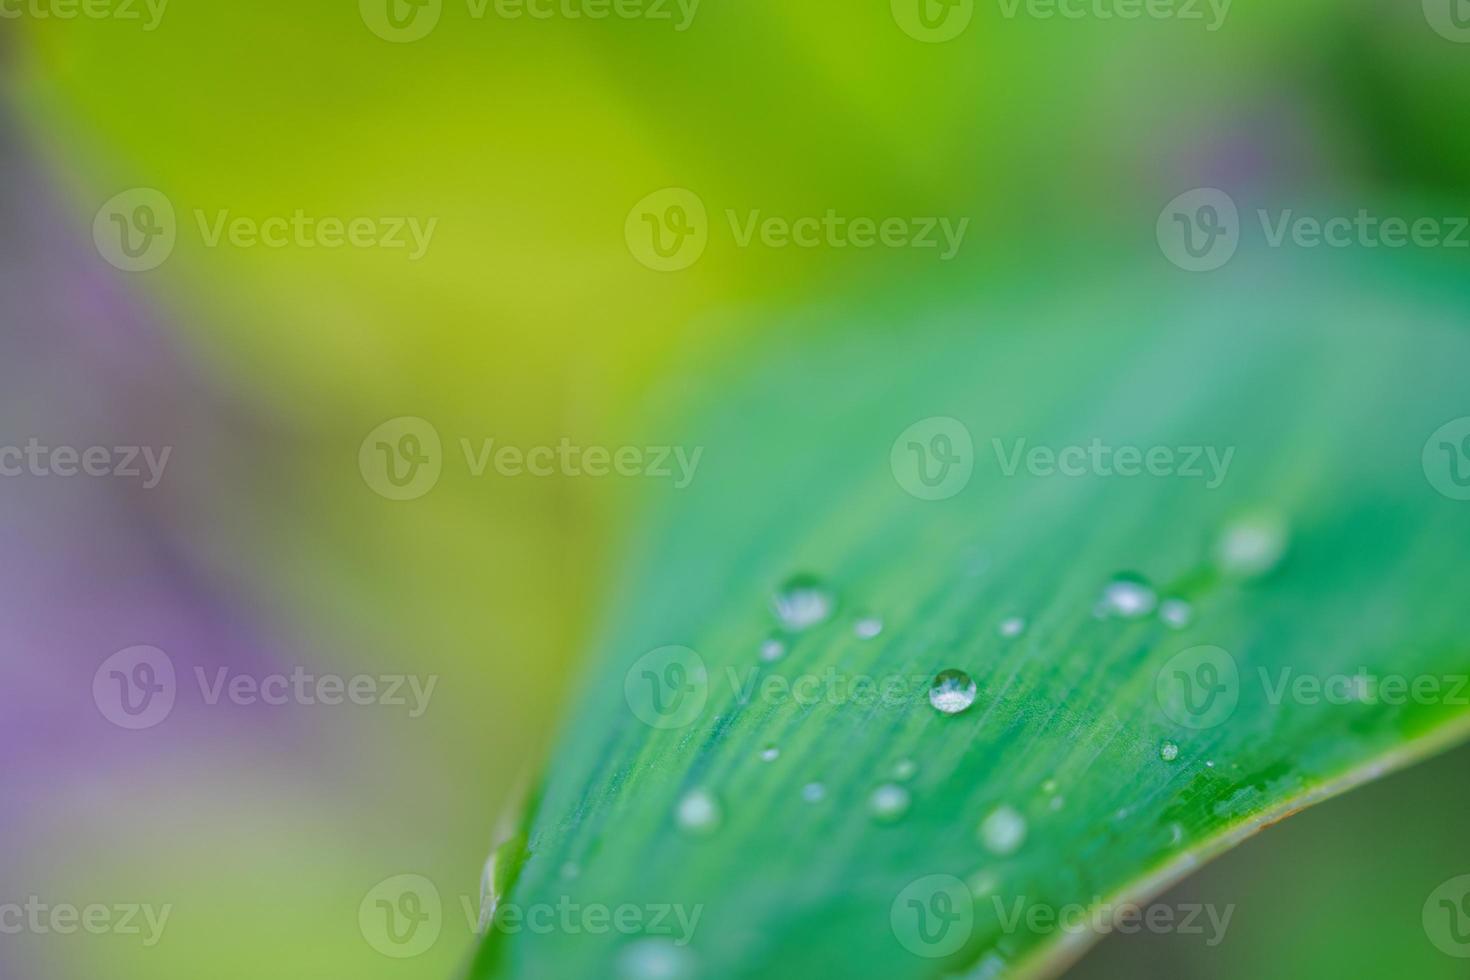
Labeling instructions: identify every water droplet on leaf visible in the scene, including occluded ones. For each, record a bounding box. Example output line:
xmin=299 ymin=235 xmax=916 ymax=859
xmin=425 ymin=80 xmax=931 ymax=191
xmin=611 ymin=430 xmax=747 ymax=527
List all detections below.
xmin=870 ymin=784 xmax=911 ymax=822
xmin=1215 ymin=515 xmax=1288 ymax=577
xmin=980 ymin=805 xmax=1027 ymax=855
xmin=1099 ymin=573 xmax=1157 ymax=619
xmin=771 ymin=575 xmax=836 ymax=631
xmin=676 ymin=789 xmax=722 ymax=835
xmin=929 ymin=669 xmax=978 ymax=715
xmin=617 ymin=937 xmax=695 ymax=980
xmin=1159 ymin=598 xmax=1193 ymax=629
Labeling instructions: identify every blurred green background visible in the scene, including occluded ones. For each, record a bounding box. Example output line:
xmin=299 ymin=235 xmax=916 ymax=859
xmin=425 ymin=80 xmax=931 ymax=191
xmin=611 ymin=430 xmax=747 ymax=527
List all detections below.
xmin=2 ymin=0 xmax=1468 ymax=977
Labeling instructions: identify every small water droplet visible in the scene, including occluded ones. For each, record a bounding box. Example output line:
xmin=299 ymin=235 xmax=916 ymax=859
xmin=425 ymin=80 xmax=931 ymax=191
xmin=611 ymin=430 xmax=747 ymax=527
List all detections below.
xmin=1167 ymin=822 xmax=1184 ymax=845
xmin=1099 ymin=573 xmax=1157 ymax=619
xmin=1205 ymin=760 xmax=1216 ymax=768
xmin=760 ymin=746 xmax=780 ymax=762
xmin=560 ymin=861 xmax=581 ymax=880
xmin=967 ymin=870 xmax=999 ymax=895
xmin=801 ymin=782 xmax=826 ymax=803
xmin=1159 ymin=598 xmax=1193 ymax=629
xmin=1215 ymin=515 xmax=1288 ymax=577
xmin=759 ymin=636 xmax=786 ymax=662
xmin=854 ymin=617 xmax=884 ymax=639
xmin=893 ymin=759 xmax=917 ymax=781
xmin=1160 ymin=740 xmax=1180 ymax=762
xmin=998 ymin=617 xmax=1026 ymax=638
xmin=676 ymin=789 xmax=722 ymax=835
xmin=617 ymin=936 xmax=695 ymax=980
xmin=869 ymin=784 xmax=911 ymax=822
xmin=1048 ymin=796 xmax=1064 ymax=811
xmin=929 ymin=669 xmax=978 ymax=715
xmin=1040 ymin=779 xmax=1058 ymax=795
xmin=771 ymin=575 xmax=836 ymax=631
xmin=979 ymin=805 xmax=1027 ymax=855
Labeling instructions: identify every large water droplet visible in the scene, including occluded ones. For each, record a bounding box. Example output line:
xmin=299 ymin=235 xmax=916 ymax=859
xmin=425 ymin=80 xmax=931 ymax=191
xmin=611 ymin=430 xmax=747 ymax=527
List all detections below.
xmin=1159 ymin=740 xmax=1180 ymax=762
xmin=771 ymin=575 xmax=836 ymax=631
xmin=1159 ymin=598 xmax=1193 ymax=629
xmin=1099 ymin=573 xmax=1157 ymax=619
xmin=979 ymin=805 xmax=1027 ymax=855
xmin=869 ymin=784 xmax=911 ymax=822
xmin=617 ymin=937 xmax=695 ymax=980
xmin=929 ymin=669 xmax=978 ymax=715
xmin=676 ymin=789 xmax=722 ymax=835
xmin=1215 ymin=515 xmax=1288 ymax=577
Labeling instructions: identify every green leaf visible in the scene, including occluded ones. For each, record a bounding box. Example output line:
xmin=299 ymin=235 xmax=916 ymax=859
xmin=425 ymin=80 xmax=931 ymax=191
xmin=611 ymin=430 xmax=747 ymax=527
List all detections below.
xmin=468 ymin=250 xmax=1470 ymax=979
